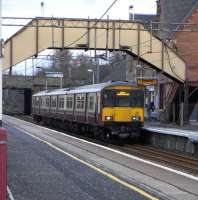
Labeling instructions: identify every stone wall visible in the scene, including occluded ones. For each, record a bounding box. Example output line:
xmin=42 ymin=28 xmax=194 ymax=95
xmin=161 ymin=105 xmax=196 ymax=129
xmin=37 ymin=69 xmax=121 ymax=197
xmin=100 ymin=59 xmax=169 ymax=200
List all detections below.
xmin=3 ymin=89 xmax=25 ymax=115
xmin=3 ymin=75 xmax=65 ymax=93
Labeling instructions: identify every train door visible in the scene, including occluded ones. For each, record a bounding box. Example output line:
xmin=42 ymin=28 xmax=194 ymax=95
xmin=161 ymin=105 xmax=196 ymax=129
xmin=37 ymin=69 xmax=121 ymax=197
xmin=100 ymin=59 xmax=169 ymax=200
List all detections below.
xmin=95 ymin=92 xmax=100 ymax=123
xmin=86 ymin=93 xmax=96 ymax=123
xmin=85 ymin=93 xmax=88 ymax=122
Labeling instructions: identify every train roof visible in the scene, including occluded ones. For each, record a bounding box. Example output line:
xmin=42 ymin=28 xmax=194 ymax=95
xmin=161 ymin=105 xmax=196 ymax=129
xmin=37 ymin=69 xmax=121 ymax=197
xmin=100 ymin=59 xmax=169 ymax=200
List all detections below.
xmin=33 ymin=81 xmax=138 ymax=97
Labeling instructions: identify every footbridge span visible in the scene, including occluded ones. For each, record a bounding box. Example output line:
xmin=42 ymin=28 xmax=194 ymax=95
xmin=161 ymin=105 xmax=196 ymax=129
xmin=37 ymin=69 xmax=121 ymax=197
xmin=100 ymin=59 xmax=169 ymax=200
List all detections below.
xmin=3 ymin=17 xmax=186 ymax=82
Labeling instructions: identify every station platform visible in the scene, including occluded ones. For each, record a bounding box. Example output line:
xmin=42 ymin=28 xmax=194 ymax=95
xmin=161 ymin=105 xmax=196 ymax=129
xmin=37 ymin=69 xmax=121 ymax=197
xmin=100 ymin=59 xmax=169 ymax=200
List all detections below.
xmin=4 ymin=115 xmax=198 ymax=200
xmin=142 ymin=121 xmax=198 ymax=156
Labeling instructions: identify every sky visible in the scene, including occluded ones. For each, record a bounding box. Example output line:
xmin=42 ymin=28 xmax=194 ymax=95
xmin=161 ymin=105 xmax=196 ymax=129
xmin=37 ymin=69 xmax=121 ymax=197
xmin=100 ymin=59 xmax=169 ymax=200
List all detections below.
xmin=2 ymin=0 xmax=156 ymax=74
xmin=3 ymin=0 xmax=157 ymax=40
xmin=3 ymin=0 xmax=156 ymax=19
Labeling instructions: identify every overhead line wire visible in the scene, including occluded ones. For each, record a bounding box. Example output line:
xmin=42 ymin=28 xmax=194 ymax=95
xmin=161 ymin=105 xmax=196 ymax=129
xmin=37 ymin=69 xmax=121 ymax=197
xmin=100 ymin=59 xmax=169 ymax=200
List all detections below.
xmin=65 ymin=0 xmax=119 ymax=48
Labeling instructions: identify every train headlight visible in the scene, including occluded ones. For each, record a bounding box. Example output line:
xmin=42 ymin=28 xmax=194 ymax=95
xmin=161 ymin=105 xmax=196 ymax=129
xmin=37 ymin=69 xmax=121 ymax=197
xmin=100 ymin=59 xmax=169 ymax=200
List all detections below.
xmin=105 ymin=116 xmax=113 ymax=121
xmin=132 ymin=116 xmax=140 ymax=121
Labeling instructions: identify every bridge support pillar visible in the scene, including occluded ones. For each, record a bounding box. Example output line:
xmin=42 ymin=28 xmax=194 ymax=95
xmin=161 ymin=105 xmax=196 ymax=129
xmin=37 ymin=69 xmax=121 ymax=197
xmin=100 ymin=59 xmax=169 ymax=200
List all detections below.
xmin=184 ymin=81 xmax=189 ymax=124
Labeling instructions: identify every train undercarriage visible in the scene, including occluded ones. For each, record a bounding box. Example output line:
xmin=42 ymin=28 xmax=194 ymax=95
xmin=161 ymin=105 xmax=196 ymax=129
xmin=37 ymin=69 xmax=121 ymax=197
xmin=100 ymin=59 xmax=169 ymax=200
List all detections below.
xmin=33 ymin=115 xmax=142 ymax=143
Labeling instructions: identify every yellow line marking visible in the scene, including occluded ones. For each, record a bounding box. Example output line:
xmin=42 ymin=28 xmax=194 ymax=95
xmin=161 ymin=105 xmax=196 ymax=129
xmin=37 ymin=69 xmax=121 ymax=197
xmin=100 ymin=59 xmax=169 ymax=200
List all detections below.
xmin=11 ymin=125 xmax=158 ymax=200
xmin=6 ymin=115 xmax=198 ymax=182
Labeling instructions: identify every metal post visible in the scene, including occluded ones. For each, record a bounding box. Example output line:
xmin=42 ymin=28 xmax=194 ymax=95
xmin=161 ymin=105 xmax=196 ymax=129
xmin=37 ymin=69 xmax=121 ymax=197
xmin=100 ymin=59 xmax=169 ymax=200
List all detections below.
xmin=172 ymin=103 xmax=176 ymax=123
xmin=180 ymin=103 xmax=184 ymax=126
xmin=92 ymin=71 xmax=95 ymax=84
xmin=150 ymin=21 xmax=153 ymax=53
xmin=60 ymin=76 xmax=63 ymax=88
xmin=96 ymin=58 xmax=99 ymax=83
xmin=68 ymin=66 xmax=72 ymax=84
xmin=25 ymin=59 xmax=27 ymax=78
xmin=125 ymin=57 xmax=127 ymax=80
xmin=0 ymin=2 xmax=7 ymax=200
xmin=45 ymin=78 xmax=48 ymax=91
xmin=184 ymin=81 xmax=189 ymax=124
xmin=32 ymin=57 xmax=34 ymax=80
xmin=0 ymin=0 xmax=2 ymax=126
xmin=178 ymin=84 xmax=184 ymax=126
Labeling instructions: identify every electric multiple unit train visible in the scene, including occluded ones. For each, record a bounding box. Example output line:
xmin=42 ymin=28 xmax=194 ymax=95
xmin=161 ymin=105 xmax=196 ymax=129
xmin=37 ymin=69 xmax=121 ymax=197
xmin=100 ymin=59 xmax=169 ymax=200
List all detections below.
xmin=32 ymin=81 xmax=144 ymax=141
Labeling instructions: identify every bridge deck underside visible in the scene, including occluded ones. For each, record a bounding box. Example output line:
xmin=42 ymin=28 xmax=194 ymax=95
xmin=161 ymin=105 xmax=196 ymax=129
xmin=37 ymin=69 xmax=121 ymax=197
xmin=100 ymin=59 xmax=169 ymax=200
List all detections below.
xmin=3 ymin=18 xmax=185 ymax=82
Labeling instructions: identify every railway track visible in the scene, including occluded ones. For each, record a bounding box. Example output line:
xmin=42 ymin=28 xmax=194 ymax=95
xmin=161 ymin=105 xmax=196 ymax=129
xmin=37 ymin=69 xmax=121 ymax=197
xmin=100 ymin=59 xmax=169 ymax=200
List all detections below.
xmin=14 ymin=115 xmax=198 ymax=176
xmin=119 ymin=144 xmax=198 ymax=175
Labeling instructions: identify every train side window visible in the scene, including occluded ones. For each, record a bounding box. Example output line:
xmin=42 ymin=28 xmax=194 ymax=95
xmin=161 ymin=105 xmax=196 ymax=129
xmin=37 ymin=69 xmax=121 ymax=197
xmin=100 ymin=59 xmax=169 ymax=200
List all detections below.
xmin=58 ymin=97 xmax=64 ymax=109
xmin=45 ymin=97 xmax=50 ymax=107
xmin=66 ymin=96 xmax=73 ymax=109
xmin=66 ymin=96 xmax=69 ymax=108
xmin=54 ymin=99 xmax=57 ymax=108
xmin=89 ymin=96 xmax=94 ymax=110
xmin=69 ymin=97 xmax=73 ymax=108
xmin=36 ymin=97 xmax=39 ymax=107
xmin=81 ymin=96 xmax=85 ymax=109
xmin=76 ymin=96 xmax=81 ymax=109
xmin=41 ymin=98 xmax=44 ymax=107
xmin=76 ymin=95 xmax=84 ymax=110
xmin=51 ymin=97 xmax=57 ymax=108
xmin=32 ymin=98 xmax=35 ymax=106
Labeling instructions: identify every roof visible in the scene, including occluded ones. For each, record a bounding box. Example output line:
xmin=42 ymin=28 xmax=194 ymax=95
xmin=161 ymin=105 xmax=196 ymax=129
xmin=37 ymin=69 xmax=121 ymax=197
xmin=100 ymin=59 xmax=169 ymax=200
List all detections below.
xmin=33 ymin=88 xmax=71 ymax=97
xmin=159 ymin=0 xmax=198 ymax=38
xmin=129 ymin=14 xmax=157 ymax=30
xmin=33 ymin=81 xmax=137 ymax=97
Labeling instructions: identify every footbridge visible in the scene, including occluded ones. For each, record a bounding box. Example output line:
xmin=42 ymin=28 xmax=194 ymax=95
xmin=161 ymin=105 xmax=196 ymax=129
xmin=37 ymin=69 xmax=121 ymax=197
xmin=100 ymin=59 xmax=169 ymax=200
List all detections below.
xmin=3 ymin=17 xmax=186 ymax=82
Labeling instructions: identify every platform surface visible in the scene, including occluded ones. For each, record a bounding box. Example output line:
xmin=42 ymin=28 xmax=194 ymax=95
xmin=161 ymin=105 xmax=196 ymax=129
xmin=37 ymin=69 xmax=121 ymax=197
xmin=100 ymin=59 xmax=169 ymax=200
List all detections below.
xmin=143 ymin=122 xmax=198 ymax=142
xmin=4 ymin=115 xmax=198 ymax=200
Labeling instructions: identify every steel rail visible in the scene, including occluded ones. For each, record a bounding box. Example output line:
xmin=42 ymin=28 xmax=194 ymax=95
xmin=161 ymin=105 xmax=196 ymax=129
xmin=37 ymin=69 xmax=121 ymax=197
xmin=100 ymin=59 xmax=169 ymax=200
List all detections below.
xmin=122 ymin=144 xmax=198 ymax=173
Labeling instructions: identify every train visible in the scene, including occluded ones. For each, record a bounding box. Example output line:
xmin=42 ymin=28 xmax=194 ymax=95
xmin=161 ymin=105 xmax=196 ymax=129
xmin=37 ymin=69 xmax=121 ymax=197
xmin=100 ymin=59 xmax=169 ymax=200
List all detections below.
xmin=32 ymin=81 xmax=144 ymax=141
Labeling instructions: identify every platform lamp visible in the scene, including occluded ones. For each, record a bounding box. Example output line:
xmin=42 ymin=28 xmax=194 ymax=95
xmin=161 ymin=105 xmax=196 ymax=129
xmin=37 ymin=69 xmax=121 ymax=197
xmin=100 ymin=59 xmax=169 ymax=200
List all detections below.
xmin=129 ymin=5 xmax=134 ymax=21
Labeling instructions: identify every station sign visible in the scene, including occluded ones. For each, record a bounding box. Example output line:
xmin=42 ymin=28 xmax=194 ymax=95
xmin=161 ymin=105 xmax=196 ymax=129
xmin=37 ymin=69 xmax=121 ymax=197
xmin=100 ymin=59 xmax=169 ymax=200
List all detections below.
xmin=137 ymin=78 xmax=157 ymax=86
xmin=45 ymin=72 xmax=63 ymax=78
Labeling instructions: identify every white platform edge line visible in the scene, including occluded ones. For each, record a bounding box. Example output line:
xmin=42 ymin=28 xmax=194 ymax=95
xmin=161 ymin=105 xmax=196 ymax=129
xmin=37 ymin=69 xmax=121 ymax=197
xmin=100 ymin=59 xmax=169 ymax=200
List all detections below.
xmin=144 ymin=127 xmax=198 ymax=135
xmin=143 ymin=127 xmax=198 ymax=141
xmin=4 ymin=115 xmax=198 ymax=182
xmin=7 ymin=186 xmax=15 ymax=200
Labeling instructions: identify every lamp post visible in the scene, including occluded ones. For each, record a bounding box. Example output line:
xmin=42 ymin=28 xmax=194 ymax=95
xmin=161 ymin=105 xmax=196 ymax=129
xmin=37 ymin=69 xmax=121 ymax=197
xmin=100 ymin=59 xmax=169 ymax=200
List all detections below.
xmin=36 ymin=66 xmax=48 ymax=91
xmin=88 ymin=69 xmax=95 ymax=84
xmin=129 ymin=5 xmax=134 ymax=21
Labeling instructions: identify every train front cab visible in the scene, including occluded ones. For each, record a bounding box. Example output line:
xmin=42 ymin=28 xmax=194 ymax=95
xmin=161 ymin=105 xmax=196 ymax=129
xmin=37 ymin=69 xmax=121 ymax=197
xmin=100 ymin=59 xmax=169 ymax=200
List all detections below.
xmin=101 ymin=85 xmax=144 ymax=139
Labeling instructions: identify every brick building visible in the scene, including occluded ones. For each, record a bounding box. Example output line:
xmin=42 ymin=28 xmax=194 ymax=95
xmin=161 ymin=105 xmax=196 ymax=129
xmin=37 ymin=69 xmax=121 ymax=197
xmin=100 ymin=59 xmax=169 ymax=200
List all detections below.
xmin=128 ymin=1 xmax=198 ymax=122
xmin=156 ymin=0 xmax=198 ymax=122
xmin=158 ymin=0 xmax=198 ymax=85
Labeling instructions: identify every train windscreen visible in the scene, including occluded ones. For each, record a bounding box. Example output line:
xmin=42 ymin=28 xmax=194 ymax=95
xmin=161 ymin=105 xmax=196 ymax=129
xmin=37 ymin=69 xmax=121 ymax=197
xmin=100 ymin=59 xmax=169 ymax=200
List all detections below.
xmin=102 ymin=89 xmax=144 ymax=107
